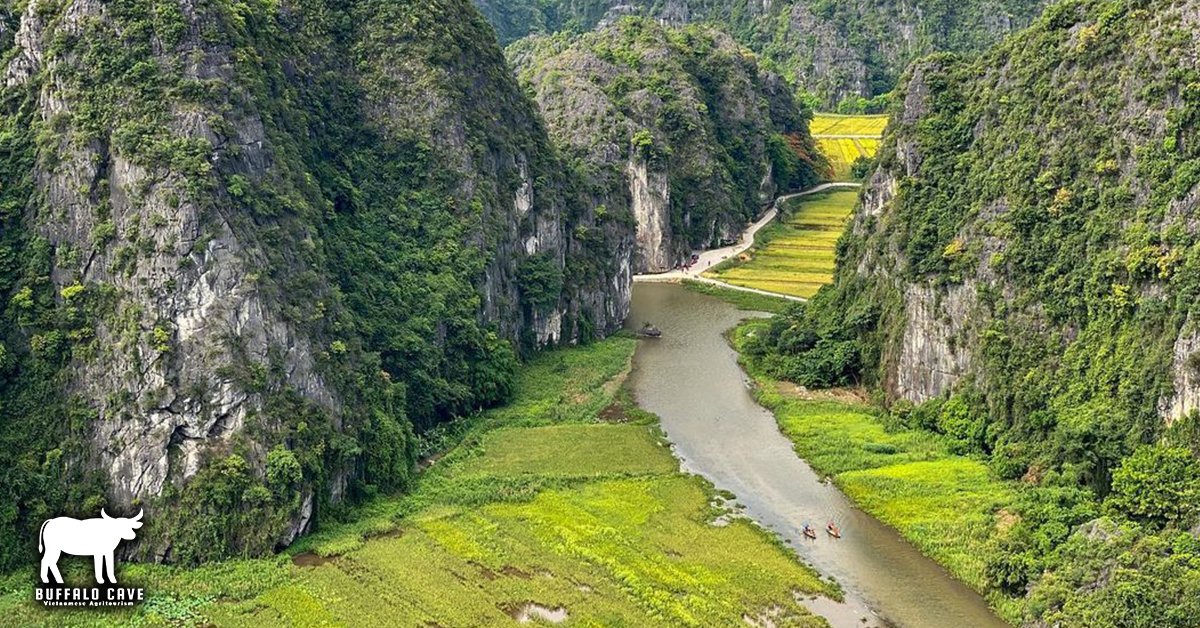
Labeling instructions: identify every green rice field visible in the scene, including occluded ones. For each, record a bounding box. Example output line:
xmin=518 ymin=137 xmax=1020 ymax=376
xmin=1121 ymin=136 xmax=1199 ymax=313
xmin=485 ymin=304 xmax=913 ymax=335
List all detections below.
xmin=0 ymin=338 xmax=837 ymax=628
xmin=704 ymin=191 xmax=857 ymax=299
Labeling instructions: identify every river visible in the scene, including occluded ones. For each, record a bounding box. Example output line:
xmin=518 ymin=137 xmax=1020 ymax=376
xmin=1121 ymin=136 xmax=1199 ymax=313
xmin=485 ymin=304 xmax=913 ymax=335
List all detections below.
xmin=625 ymin=283 xmax=1009 ymax=628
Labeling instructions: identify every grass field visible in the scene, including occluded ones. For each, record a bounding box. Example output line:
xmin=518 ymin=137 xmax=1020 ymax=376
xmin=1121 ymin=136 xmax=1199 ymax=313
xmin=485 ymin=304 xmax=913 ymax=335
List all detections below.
xmin=1 ymin=337 xmax=838 ymax=628
xmin=681 ymin=279 xmax=793 ymax=314
xmin=704 ymin=191 xmax=856 ymax=299
xmin=810 ymin=114 xmax=887 ymax=180
xmin=730 ymin=322 xmax=1023 ymax=622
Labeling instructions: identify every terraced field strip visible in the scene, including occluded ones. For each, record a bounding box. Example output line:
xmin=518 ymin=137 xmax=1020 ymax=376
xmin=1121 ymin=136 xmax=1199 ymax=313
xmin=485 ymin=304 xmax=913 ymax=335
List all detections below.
xmin=811 ymin=114 xmax=888 ymax=180
xmin=704 ymin=190 xmax=857 ymax=299
xmin=810 ymin=114 xmax=889 ymax=136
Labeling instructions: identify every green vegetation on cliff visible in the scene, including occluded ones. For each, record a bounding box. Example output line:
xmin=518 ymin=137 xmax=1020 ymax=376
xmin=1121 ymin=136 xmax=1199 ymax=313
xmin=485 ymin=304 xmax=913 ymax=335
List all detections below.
xmin=745 ymin=1 xmax=1200 ymax=625
xmin=0 ymin=0 xmax=627 ymax=570
xmin=477 ymin=0 xmax=1047 ymax=107
xmin=509 ymin=18 xmax=823 ymax=268
xmin=0 ymin=337 xmax=839 ymax=628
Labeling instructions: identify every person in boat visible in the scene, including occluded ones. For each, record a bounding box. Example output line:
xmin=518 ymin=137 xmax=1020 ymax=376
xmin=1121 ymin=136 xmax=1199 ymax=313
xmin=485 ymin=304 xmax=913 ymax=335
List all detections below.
xmin=802 ymin=523 xmax=816 ymax=538
xmin=640 ymin=323 xmax=662 ymax=337
xmin=826 ymin=521 xmax=841 ymax=537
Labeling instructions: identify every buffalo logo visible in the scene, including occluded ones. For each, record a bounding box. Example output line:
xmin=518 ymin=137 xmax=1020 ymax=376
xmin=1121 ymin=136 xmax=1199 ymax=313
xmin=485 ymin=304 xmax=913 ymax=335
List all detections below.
xmin=39 ymin=509 xmax=143 ymax=585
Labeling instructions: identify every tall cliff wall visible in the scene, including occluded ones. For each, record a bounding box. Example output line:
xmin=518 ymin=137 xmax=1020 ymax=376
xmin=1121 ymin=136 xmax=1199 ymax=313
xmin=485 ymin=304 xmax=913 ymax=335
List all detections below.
xmin=0 ymin=0 xmax=629 ymax=567
xmin=819 ymin=0 xmax=1200 ymax=471
xmin=509 ymin=19 xmax=822 ymax=273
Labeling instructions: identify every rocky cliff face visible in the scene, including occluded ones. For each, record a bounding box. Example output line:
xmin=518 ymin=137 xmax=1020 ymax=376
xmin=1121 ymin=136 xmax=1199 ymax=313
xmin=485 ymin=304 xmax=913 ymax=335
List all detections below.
xmin=627 ymin=156 xmax=673 ymax=272
xmin=509 ymin=19 xmax=821 ymax=273
xmin=835 ymin=0 xmax=1200 ymax=442
xmin=775 ymin=3 xmax=869 ymax=105
xmin=4 ymin=0 xmax=343 ymax=534
xmin=476 ymin=0 xmax=1047 ymax=107
xmin=0 ymin=0 xmax=629 ymax=567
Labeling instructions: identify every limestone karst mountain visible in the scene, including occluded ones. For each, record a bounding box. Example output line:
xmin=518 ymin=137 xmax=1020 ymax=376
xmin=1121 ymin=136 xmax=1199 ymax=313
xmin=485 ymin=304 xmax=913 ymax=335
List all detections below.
xmin=476 ymin=0 xmax=1048 ymax=107
xmin=743 ymin=1 xmax=1200 ymax=624
xmin=0 ymin=0 xmax=631 ymax=566
xmin=508 ymin=18 xmax=823 ymax=273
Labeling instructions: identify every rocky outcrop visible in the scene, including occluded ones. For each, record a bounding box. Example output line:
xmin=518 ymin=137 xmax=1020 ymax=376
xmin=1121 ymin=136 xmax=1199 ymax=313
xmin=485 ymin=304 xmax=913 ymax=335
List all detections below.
xmin=1161 ymin=321 xmax=1200 ymax=422
xmin=511 ymin=19 xmax=821 ymax=273
xmin=893 ymin=284 xmax=976 ymax=402
xmin=628 ymin=156 xmax=673 ymax=272
xmin=0 ymin=0 xmax=631 ymax=563
xmin=894 ymin=60 xmax=937 ymax=174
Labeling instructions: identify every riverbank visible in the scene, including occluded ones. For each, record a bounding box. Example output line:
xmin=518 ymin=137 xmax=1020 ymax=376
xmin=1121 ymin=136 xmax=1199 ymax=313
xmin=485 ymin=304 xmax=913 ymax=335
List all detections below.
xmin=0 ymin=337 xmax=838 ymax=628
xmin=729 ymin=318 xmax=1024 ymax=624
xmin=628 ymin=284 xmax=1010 ymax=628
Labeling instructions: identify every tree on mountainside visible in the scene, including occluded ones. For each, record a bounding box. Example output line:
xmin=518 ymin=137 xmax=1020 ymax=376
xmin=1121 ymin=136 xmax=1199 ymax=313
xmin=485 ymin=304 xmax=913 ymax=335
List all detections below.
xmin=1105 ymin=445 xmax=1200 ymax=528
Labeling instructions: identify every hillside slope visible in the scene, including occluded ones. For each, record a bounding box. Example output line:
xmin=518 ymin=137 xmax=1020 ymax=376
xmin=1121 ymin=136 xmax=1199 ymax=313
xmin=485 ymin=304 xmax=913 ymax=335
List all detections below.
xmin=509 ymin=19 xmax=822 ymax=273
xmin=839 ymin=0 xmax=1200 ymax=461
xmin=747 ymin=1 xmax=1200 ymax=625
xmin=0 ymin=0 xmax=629 ymax=568
xmin=477 ymin=0 xmax=1047 ymax=107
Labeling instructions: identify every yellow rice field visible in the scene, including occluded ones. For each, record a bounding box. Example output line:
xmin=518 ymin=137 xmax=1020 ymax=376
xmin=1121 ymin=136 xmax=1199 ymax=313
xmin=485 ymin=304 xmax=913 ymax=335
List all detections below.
xmin=810 ymin=114 xmax=889 ymax=136
xmin=811 ymin=114 xmax=887 ymax=180
xmin=705 ymin=190 xmax=857 ymax=298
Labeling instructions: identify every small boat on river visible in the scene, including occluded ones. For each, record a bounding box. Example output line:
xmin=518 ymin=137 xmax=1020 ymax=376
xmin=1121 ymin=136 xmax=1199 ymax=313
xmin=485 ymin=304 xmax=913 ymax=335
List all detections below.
xmin=827 ymin=522 xmax=841 ymax=538
xmin=639 ymin=323 xmax=662 ymax=338
xmin=802 ymin=523 xmax=817 ymax=539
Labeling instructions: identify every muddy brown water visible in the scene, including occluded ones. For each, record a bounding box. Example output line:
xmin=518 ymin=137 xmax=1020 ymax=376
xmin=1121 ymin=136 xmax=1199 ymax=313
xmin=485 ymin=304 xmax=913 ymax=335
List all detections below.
xmin=626 ymin=283 xmax=1010 ymax=628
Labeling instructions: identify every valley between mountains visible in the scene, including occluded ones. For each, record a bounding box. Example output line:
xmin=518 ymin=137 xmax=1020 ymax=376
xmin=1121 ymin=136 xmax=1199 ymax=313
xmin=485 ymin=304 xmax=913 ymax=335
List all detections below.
xmin=3 ymin=1 xmax=1200 ymax=628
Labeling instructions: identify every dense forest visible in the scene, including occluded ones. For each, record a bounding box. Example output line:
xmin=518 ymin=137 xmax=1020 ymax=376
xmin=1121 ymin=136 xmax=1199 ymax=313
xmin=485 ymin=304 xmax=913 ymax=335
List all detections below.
xmin=0 ymin=0 xmax=632 ymax=569
xmin=509 ymin=18 xmax=823 ymax=272
xmin=475 ymin=0 xmax=1047 ymax=108
xmin=744 ymin=0 xmax=1200 ymax=625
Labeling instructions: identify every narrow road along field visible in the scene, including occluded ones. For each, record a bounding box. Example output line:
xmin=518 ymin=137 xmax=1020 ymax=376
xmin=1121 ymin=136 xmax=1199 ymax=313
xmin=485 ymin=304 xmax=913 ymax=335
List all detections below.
xmin=703 ymin=190 xmax=859 ymax=299
xmin=0 ymin=339 xmax=840 ymax=628
xmin=810 ymin=114 xmax=887 ymax=180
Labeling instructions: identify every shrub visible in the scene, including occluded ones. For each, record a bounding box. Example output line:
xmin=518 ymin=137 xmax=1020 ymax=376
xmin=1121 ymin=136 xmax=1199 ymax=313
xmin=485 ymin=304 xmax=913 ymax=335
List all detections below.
xmin=1105 ymin=445 xmax=1200 ymax=528
xmin=516 ymin=253 xmax=564 ymax=313
xmin=850 ymin=155 xmax=874 ymax=180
